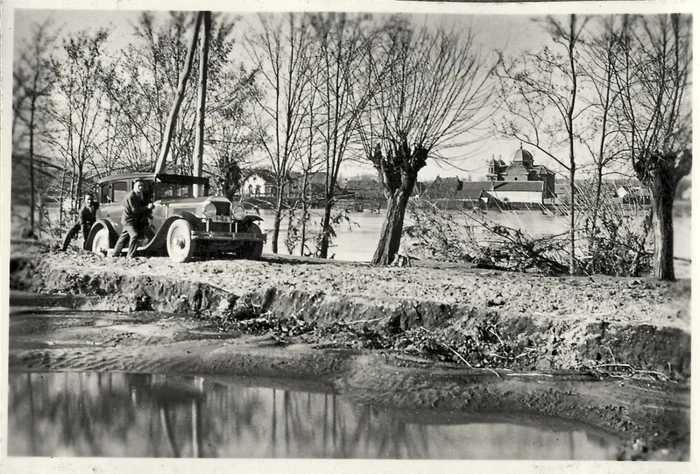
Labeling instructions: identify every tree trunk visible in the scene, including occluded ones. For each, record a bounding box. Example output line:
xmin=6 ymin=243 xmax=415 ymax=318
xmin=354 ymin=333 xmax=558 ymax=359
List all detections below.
xmin=154 ymin=12 xmax=203 ymax=174
xmin=650 ymin=179 xmax=676 ymax=280
xmin=193 ymin=11 xmax=211 ymax=197
xmin=28 ymin=97 xmax=36 ymax=236
xmin=372 ymin=184 xmax=413 ymax=265
xmin=569 ymin=166 xmax=576 ymax=275
xmin=591 ymin=164 xmax=603 ymax=234
xmin=76 ymin=166 xmax=84 ymax=207
xmin=59 ymin=168 xmax=67 ymax=228
xmin=369 ymin=142 xmax=427 ymax=266
xmin=567 ymin=15 xmax=578 ymax=276
xmin=272 ymin=191 xmax=284 ymax=254
xmin=300 ymin=177 xmax=309 ymax=256
xmin=569 ymin=167 xmax=576 ymax=275
xmin=318 ymin=199 xmax=334 ymax=258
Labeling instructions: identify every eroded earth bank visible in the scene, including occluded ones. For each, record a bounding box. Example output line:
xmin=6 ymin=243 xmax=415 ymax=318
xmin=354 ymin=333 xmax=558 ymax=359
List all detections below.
xmin=8 ymin=241 xmax=691 ymax=460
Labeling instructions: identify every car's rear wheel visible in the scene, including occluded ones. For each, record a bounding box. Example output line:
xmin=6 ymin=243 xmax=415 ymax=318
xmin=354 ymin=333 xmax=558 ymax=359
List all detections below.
xmin=239 ymin=223 xmax=264 ymax=260
xmin=91 ymin=227 xmax=110 ymax=257
xmin=167 ymin=219 xmax=196 ymax=263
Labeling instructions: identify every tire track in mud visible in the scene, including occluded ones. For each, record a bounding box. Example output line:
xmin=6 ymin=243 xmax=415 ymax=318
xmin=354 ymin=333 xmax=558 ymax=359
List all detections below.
xmin=11 ymin=256 xmax=691 ymax=379
xmin=8 ymin=246 xmax=692 ymax=460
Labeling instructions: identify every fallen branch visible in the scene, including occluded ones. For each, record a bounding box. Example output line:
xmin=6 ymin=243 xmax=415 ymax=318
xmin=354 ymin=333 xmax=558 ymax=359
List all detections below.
xmin=591 ymin=362 xmax=676 ymax=383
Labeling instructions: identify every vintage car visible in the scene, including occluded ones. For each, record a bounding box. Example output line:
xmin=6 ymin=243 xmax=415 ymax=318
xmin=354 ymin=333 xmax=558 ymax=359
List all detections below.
xmin=85 ymin=172 xmax=267 ymax=262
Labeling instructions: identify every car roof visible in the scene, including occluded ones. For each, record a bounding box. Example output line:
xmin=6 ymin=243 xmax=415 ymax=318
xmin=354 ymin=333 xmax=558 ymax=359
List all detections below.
xmin=98 ymin=173 xmax=209 ymax=185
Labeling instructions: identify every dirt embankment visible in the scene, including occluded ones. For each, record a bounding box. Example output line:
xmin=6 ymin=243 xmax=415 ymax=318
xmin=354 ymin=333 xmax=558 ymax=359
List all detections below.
xmin=7 ymin=241 xmax=692 ymax=460
xmin=10 ymin=242 xmax=690 ymax=379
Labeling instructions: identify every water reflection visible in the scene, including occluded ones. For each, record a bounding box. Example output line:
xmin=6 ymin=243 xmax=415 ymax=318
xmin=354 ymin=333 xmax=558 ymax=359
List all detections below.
xmin=8 ymin=372 xmax=617 ymax=459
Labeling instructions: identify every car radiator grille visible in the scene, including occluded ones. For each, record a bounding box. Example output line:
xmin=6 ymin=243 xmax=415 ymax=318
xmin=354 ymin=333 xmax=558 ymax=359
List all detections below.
xmin=213 ymin=202 xmax=230 ymax=216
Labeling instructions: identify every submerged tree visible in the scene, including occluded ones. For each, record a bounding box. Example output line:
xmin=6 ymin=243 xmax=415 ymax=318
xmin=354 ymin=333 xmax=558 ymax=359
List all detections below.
xmin=577 ymin=16 xmax=627 ymax=237
xmin=245 ymin=13 xmax=315 ymax=253
xmin=612 ymin=14 xmax=692 ymax=280
xmin=496 ymin=14 xmax=588 ymax=275
xmin=360 ymin=17 xmax=494 ymax=265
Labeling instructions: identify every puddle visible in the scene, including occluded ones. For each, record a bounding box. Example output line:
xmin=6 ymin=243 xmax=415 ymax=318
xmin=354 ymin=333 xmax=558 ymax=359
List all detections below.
xmin=8 ymin=372 xmax=619 ymax=459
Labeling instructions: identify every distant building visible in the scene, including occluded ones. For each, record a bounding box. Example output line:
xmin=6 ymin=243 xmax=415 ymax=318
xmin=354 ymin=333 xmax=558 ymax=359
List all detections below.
xmin=238 ymin=168 xmax=346 ymax=207
xmin=240 ymin=169 xmax=276 ymax=198
xmin=487 ymin=146 xmax=556 ymax=203
xmin=421 ymin=146 xmax=557 ymax=208
xmin=344 ymin=178 xmax=385 ymax=201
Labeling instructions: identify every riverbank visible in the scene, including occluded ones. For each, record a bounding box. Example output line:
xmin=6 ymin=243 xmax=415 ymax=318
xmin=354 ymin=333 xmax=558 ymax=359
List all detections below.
xmin=7 ymin=240 xmax=691 ymax=460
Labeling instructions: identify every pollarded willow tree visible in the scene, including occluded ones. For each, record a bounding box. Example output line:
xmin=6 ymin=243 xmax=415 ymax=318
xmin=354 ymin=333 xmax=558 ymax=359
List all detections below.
xmin=358 ymin=17 xmax=494 ymax=265
xmin=612 ymin=14 xmax=692 ymax=280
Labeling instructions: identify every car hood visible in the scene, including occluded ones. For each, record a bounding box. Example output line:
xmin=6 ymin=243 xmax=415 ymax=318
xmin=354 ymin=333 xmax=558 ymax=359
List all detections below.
xmin=156 ymin=196 xmax=230 ymax=206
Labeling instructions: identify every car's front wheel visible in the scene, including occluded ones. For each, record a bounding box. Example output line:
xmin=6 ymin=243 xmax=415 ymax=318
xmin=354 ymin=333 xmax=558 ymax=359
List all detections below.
xmin=166 ymin=219 xmax=196 ymax=263
xmin=91 ymin=227 xmax=110 ymax=257
xmin=239 ymin=223 xmax=264 ymax=260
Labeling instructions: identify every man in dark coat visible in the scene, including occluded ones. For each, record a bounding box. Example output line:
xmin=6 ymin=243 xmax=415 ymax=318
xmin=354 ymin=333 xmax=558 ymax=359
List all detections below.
xmin=61 ymin=193 xmax=98 ymax=251
xmin=112 ymin=180 xmax=154 ymax=258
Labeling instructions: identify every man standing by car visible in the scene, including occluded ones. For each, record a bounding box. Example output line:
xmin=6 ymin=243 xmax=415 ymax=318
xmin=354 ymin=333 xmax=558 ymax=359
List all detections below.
xmin=111 ymin=179 xmax=154 ymax=259
xmin=61 ymin=193 xmax=98 ymax=251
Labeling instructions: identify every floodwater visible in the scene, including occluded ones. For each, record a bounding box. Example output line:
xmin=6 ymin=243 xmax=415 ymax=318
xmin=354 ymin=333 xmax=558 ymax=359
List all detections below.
xmin=8 ymin=372 xmax=619 ymax=459
xmin=259 ymin=208 xmax=692 ymax=276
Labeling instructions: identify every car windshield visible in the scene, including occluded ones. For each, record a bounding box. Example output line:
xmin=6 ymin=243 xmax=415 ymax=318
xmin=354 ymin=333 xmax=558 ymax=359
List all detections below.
xmin=156 ymin=182 xmax=195 ymax=199
xmin=154 ymin=181 xmax=212 ymax=200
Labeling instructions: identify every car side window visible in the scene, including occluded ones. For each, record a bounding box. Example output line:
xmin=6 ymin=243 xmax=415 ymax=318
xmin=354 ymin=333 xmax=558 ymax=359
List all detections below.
xmin=100 ymin=183 xmax=111 ymax=203
xmin=113 ymin=181 xmax=128 ymax=203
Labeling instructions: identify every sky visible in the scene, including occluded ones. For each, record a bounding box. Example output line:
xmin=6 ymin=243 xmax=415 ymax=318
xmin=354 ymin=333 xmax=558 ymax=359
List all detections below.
xmin=7 ymin=1 xmax=695 ymax=181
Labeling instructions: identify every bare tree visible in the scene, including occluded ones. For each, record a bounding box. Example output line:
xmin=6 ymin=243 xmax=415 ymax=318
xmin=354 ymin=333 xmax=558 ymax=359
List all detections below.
xmin=205 ymin=71 xmax=261 ymax=199
xmin=48 ymin=28 xmax=112 ymax=212
xmin=577 ymin=16 xmax=627 ymax=235
xmin=12 ymin=19 xmax=59 ymax=236
xmin=496 ymin=14 xmax=588 ymax=274
xmin=360 ymin=17 xmax=494 ymax=265
xmin=309 ymin=13 xmax=374 ymax=259
xmin=295 ymin=89 xmax=325 ymax=256
xmin=245 ymin=12 xmax=314 ymax=253
xmin=612 ymin=14 xmax=692 ymax=280
xmin=91 ymin=11 xmax=258 ymax=183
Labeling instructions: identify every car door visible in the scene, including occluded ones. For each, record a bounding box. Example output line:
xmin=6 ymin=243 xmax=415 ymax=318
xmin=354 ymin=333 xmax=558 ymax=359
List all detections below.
xmin=98 ymin=180 xmax=128 ymax=236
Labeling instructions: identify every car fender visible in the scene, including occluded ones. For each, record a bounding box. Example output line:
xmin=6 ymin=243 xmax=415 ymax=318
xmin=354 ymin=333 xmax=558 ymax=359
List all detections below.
xmin=241 ymin=214 xmax=263 ymax=225
xmin=140 ymin=215 xmax=196 ymax=252
xmin=84 ymin=219 xmax=117 ymax=250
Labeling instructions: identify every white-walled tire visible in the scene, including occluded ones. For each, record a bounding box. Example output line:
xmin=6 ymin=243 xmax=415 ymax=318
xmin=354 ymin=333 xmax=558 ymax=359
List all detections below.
xmin=91 ymin=228 xmax=110 ymax=257
xmin=166 ymin=219 xmax=196 ymax=263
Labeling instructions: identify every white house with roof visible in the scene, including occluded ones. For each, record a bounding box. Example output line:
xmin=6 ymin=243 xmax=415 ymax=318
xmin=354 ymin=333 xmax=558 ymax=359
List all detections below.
xmin=241 ymin=170 xmax=275 ymax=197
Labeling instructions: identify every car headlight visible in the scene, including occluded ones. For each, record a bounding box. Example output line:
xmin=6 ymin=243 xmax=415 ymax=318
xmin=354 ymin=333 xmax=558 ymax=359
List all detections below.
xmin=203 ymin=202 xmax=217 ymax=218
xmin=232 ymin=205 xmax=246 ymax=220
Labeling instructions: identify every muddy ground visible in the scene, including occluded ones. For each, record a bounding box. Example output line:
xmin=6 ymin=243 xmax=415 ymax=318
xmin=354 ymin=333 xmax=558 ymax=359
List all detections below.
xmin=7 ymin=241 xmax=691 ymax=460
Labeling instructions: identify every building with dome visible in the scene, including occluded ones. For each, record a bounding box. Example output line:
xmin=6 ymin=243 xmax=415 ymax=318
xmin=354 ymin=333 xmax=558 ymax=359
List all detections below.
xmin=419 ymin=145 xmax=557 ymax=209
xmin=485 ymin=145 xmax=557 ymax=205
